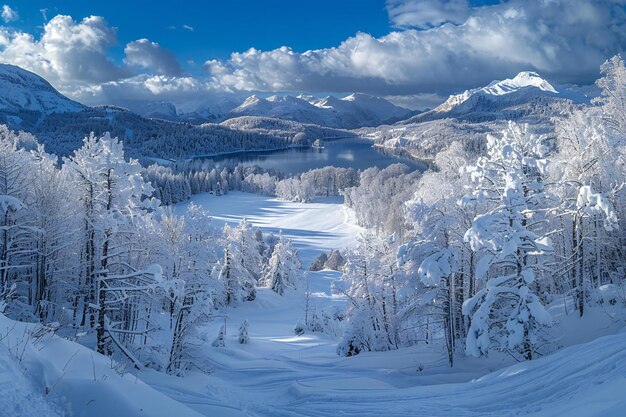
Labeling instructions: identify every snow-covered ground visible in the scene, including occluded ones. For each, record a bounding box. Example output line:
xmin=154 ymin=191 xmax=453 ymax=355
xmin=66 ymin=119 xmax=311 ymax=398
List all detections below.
xmin=3 ymin=191 xmax=625 ymax=416
xmin=174 ymin=191 xmax=363 ymax=267
xmin=161 ymin=192 xmax=626 ymax=416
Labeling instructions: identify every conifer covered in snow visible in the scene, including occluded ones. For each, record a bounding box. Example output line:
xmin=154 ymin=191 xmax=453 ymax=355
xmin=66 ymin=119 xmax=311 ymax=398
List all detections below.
xmin=212 ymin=325 xmax=226 ymax=348
xmin=262 ymin=233 xmax=301 ymax=295
xmin=239 ymin=320 xmax=249 ymax=344
xmin=337 ymin=236 xmax=398 ymax=356
xmin=461 ymin=123 xmax=553 ymax=360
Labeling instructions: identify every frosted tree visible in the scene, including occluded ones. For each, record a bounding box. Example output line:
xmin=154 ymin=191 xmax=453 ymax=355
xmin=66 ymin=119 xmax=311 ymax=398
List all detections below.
xmin=225 ymin=219 xmax=264 ymax=281
xmin=549 ymin=57 xmax=626 ymax=316
xmin=337 ymin=235 xmax=397 ymax=356
xmin=29 ymin=145 xmax=79 ymax=322
xmin=64 ymin=133 xmax=163 ymax=358
xmin=262 ymin=233 xmax=301 ymax=295
xmin=220 ymin=249 xmax=238 ymax=305
xmin=212 ymin=325 xmax=226 ymax=348
xmin=462 ymin=123 xmax=553 ymax=360
xmin=594 ymin=54 xmax=626 ymax=134
xmin=342 ymin=164 xmax=420 ymax=237
xmin=157 ymin=205 xmax=219 ymax=374
xmin=219 ymin=244 xmax=256 ymax=305
xmin=238 ymin=320 xmax=249 ymax=344
xmin=0 ymin=128 xmax=38 ymax=312
xmin=397 ymin=142 xmax=475 ymax=363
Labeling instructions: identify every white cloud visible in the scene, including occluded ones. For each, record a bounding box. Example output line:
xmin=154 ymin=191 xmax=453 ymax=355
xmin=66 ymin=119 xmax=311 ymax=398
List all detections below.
xmin=387 ymin=0 xmax=470 ymax=29
xmin=124 ymin=38 xmax=182 ymax=76
xmin=205 ymin=0 xmax=626 ymax=95
xmin=72 ymin=74 xmax=241 ymax=114
xmin=0 ymin=2 xmax=624 ymax=110
xmin=167 ymin=24 xmax=194 ymax=32
xmin=385 ymin=93 xmax=447 ymax=111
xmin=1 ymin=5 xmax=18 ymax=23
xmin=0 ymin=14 xmax=128 ymax=93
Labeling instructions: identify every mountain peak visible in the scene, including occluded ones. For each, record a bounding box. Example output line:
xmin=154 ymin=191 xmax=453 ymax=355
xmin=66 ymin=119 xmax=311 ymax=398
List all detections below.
xmin=228 ymin=92 xmax=411 ymax=128
xmin=0 ymin=64 xmax=84 ymax=118
xmin=341 ymin=93 xmax=361 ymax=102
xmin=239 ymin=95 xmax=265 ymax=108
xmin=486 ymin=71 xmax=557 ymax=95
xmin=436 ymin=71 xmax=559 ymax=113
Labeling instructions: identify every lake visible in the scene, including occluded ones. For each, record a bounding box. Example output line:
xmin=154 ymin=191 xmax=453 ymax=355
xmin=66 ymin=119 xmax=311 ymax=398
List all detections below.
xmin=186 ymin=137 xmax=428 ymax=175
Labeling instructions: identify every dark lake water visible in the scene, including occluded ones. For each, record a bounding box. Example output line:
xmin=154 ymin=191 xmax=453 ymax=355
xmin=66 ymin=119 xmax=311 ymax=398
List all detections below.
xmin=188 ymin=138 xmax=427 ymax=175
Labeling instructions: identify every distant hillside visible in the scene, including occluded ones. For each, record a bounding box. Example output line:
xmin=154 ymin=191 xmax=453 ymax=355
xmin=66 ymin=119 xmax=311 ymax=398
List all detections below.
xmin=221 ymin=116 xmax=356 ymax=143
xmin=226 ymin=92 xmax=413 ymax=128
xmin=0 ymin=63 xmax=85 ymax=128
xmin=360 ymin=72 xmax=588 ymax=160
xmin=402 ymin=71 xmax=589 ymax=124
xmin=0 ymin=65 xmax=343 ymax=160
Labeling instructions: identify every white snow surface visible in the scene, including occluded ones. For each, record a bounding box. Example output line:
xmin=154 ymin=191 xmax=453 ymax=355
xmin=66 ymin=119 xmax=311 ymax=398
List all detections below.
xmin=436 ymin=71 xmax=559 ymax=113
xmin=162 ymin=192 xmax=626 ymax=416
xmin=0 ymin=64 xmax=84 ymax=114
xmin=174 ymin=192 xmax=363 ymax=267
xmin=0 ymin=313 xmax=222 ymax=417
xmin=3 ymin=191 xmax=625 ymax=416
xmin=228 ymin=93 xmax=411 ymax=128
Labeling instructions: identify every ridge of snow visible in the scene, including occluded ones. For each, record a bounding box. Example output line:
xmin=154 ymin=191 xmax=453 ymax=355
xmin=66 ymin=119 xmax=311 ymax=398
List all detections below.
xmin=436 ymin=71 xmax=559 ymax=113
xmin=229 ymin=92 xmax=411 ymax=128
xmin=0 ymin=64 xmax=84 ymax=115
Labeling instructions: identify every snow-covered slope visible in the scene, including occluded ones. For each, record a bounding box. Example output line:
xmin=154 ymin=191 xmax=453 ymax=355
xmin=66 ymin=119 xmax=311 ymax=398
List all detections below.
xmin=0 ymin=344 xmax=61 ymax=416
xmin=230 ymin=95 xmax=323 ymax=125
xmin=0 ymin=313 xmax=245 ymax=417
xmin=176 ymin=95 xmax=243 ymax=123
xmin=359 ymin=71 xmax=588 ymax=160
xmin=403 ymin=71 xmax=588 ymax=124
xmin=0 ymin=64 xmax=84 ymax=128
xmin=228 ymin=93 xmax=412 ymax=128
xmin=162 ymin=192 xmax=626 ymax=417
xmin=0 ymin=64 xmax=319 ymax=160
xmin=435 ymin=71 xmax=558 ymax=113
xmin=136 ymin=101 xmax=178 ymax=120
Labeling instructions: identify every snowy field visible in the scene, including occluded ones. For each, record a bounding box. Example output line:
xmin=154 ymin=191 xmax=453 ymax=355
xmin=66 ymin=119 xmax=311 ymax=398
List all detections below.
xmin=173 ymin=191 xmax=363 ymax=267
xmin=1 ymin=191 xmax=625 ymax=416
xmin=158 ymin=192 xmax=626 ymax=416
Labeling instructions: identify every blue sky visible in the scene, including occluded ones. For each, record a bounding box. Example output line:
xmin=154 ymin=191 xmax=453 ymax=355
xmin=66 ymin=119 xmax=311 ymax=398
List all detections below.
xmin=12 ymin=0 xmax=496 ymax=70
xmin=12 ymin=0 xmax=395 ymax=71
xmin=0 ymin=0 xmax=623 ymax=109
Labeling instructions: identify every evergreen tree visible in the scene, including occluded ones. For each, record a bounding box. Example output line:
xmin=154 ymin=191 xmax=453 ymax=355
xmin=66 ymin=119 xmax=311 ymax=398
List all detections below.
xmin=462 ymin=123 xmax=553 ymax=360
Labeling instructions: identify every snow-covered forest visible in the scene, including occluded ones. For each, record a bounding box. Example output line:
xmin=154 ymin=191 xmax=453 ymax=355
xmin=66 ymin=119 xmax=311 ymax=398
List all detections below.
xmin=1 ymin=0 xmax=626 ymax=411
xmin=335 ymin=57 xmax=626 ymax=363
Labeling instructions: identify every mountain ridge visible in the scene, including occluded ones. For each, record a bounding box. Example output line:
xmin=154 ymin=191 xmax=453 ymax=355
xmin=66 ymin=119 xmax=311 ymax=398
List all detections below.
xmin=226 ymin=92 xmax=413 ymax=128
xmin=0 ymin=64 xmax=353 ymax=160
xmin=398 ymin=71 xmax=590 ymax=125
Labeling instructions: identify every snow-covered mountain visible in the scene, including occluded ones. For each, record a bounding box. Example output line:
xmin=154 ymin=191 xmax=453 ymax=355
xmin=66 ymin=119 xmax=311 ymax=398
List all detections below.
xmin=227 ymin=93 xmax=413 ymax=128
xmin=0 ymin=64 xmax=340 ymax=160
xmin=360 ymin=71 xmax=591 ymax=160
xmin=176 ymin=95 xmax=243 ymax=123
xmin=135 ymin=101 xmax=178 ymax=120
xmin=403 ymin=71 xmax=589 ymax=124
xmin=0 ymin=64 xmax=84 ymax=126
xmin=436 ymin=71 xmax=558 ymax=112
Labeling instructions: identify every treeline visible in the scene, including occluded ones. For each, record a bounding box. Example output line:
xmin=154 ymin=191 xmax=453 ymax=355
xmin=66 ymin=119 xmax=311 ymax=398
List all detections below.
xmin=24 ymin=106 xmax=357 ymax=162
xmin=145 ymin=164 xmax=361 ymax=205
xmin=0 ymin=127 xmax=302 ymax=374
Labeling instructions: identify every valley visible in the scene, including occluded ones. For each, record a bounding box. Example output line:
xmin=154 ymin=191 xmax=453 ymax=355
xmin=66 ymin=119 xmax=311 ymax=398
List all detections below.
xmin=0 ymin=4 xmax=624 ymax=415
